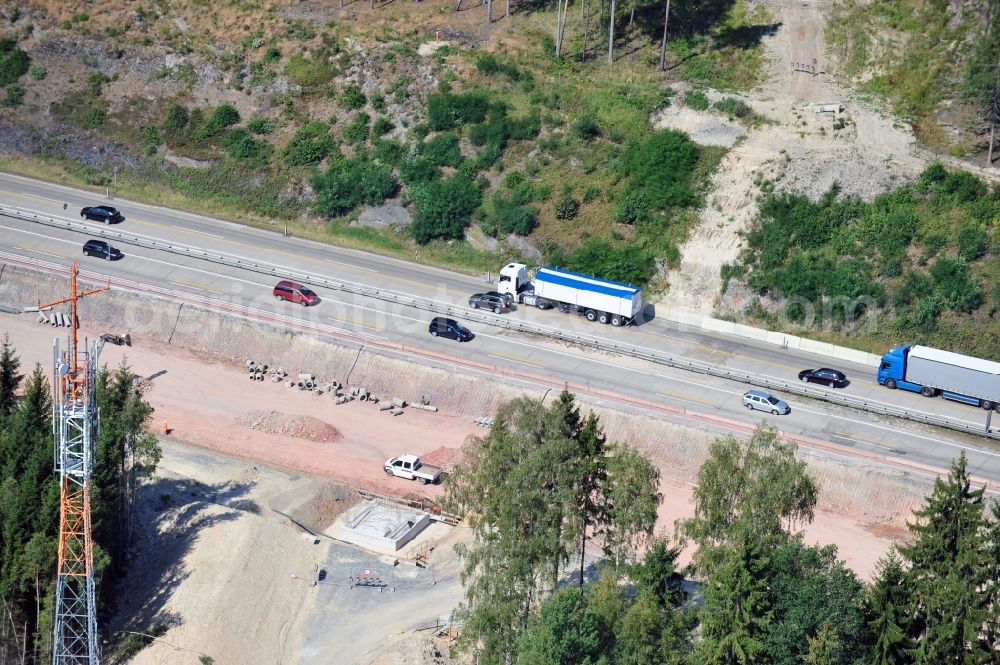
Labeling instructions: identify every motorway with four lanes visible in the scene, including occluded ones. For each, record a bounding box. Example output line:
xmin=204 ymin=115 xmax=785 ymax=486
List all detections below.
xmin=1 ymin=171 xmax=999 ymax=487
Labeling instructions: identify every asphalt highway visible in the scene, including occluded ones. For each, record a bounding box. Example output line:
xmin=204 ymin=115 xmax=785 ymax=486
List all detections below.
xmin=2 ymin=170 xmax=999 ymax=487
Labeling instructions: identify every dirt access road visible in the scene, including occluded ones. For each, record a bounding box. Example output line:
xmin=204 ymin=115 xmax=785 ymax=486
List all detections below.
xmin=659 ymin=0 xmax=925 ymax=314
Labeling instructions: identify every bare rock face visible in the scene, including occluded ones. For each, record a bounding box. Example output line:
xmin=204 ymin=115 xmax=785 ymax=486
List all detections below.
xmin=506 ymin=234 xmax=543 ymax=261
xmin=464 ymin=224 xmax=500 ymax=252
xmin=351 ymin=205 xmax=412 ymax=229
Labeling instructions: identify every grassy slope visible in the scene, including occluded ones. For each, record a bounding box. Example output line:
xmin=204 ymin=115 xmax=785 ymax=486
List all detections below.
xmin=825 ymin=0 xmax=989 ymax=154
xmin=0 ymin=0 xmax=766 ymax=283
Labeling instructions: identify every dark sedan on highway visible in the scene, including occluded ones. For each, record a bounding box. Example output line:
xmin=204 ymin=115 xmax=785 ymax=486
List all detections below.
xmin=80 ymin=205 xmax=124 ymax=224
xmin=798 ymin=367 xmax=848 ymax=388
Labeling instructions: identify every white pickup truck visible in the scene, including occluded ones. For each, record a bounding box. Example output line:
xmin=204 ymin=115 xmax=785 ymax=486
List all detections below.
xmin=384 ymin=454 xmax=444 ymax=485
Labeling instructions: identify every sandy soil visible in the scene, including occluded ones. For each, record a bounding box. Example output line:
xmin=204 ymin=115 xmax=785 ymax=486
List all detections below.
xmin=657 ymin=0 xmax=925 ymax=314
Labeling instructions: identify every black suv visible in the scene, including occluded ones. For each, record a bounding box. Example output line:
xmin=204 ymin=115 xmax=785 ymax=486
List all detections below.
xmin=80 ymin=206 xmax=124 ymax=224
xmin=82 ymin=239 xmax=122 ymax=261
xmin=468 ymin=291 xmax=511 ymax=314
xmin=428 ymin=317 xmax=473 ymax=342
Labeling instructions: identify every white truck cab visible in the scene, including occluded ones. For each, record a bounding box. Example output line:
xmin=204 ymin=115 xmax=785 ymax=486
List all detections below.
xmin=498 ymin=263 xmax=530 ymax=297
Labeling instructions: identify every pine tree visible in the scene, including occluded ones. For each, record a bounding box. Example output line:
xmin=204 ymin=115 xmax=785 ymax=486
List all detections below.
xmin=898 ymin=453 xmax=993 ymax=664
xmin=867 ymin=549 xmax=913 ymax=665
xmin=0 ymin=333 xmax=23 ymax=425
xmin=695 ymin=531 xmax=773 ymax=665
xmin=803 ymin=622 xmax=840 ymax=665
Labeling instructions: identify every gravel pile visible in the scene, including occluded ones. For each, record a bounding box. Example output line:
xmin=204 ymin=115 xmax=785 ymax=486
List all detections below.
xmin=236 ymin=410 xmax=343 ymax=443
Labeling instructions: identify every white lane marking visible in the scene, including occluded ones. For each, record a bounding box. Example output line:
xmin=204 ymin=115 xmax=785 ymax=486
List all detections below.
xmin=489 ymin=353 xmax=545 ymax=368
xmin=19 ymin=192 xmax=66 ymax=204
xmin=171 ymin=225 xmax=224 ymax=239
xmin=16 ymin=245 xmax=68 ymax=259
xmin=170 ymin=280 xmax=226 ymax=295
xmin=328 ymin=316 xmax=382 ymax=332
xmin=327 ymin=259 xmax=378 ymax=273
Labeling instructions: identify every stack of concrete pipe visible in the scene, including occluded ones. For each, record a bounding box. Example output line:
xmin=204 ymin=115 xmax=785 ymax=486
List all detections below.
xmin=269 ymin=368 xmax=288 ymax=383
xmin=474 ymin=417 xmax=495 ymax=427
xmin=38 ymin=310 xmax=72 ymax=327
xmin=246 ymin=360 xmax=268 ymax=381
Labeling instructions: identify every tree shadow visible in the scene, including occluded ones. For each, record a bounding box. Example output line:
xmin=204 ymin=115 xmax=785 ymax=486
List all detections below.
xmin=104 ymin=476 xmax=257 ymax=643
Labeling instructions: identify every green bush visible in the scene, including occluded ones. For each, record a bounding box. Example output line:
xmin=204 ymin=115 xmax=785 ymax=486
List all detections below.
xmin=370 ymin=90 xmax=386 ymax=112
xmin=957 ymin=224 xmax=989 ymax=261
xmin=28 ymin=64 xmax=45 ymax=80
xmin=554 ymin=193 xmax=580 ymax=220
xmin=340 ymin=83 xmax=366 ymax=110
xmin=0 ymin=38 xmax=30 ymax=87
xmin=409 ymin=173 xmax=482 ymax=243
xmin=930 ymin=257 xmax=981 ymax=312
xmin=615 ymin=191 xmax=647 ymax=224
xmin=343 ymin=112 xmax=371 ymax=144
xmin=163 ymin=103 xmax=190 ymax=133
xmin=282 ymin=121 xmax=336 ymax=166
xmin=82 ymin=106 xmax=105 ymax=128
xmin=373 ymin=138 xmax=404 ymax=166
xmin=399 ymin=156 xmax=441 ymax=185
xmin=2 ymin=83 xmax=24 ymax=107
xmin=619 ymin=129 xmax=700 ymax=212
xmin=246 ymin=117 xmax=274 ymax=134
xmin=563 ymin=240 xmax=656 ymax=285
xmin=427 ymin=92 xmax=489 ymax=131
xmin=87 ymin=72 xmax=110 ymax=96
xmin=572 ymin=115 xmax=602 ymax=140
xmin=481 ymin=191 xmax=538 ymax=237
xmin=372 ymin=116 xmax=393 ymax=137
xmin=421 ymin=132 xmax=462 ymax=167
xmin=221 ymin=129 xmax=273 ymax=166
xmin=712 ymin=96 xmax=753 ymax=119
xmin=312 ymin=158 xmax=398 ymax=216
xmin=684 ymin=89 xmax=710 ymax=111
xmin=196 ymin=103 xmax=240 ymax=139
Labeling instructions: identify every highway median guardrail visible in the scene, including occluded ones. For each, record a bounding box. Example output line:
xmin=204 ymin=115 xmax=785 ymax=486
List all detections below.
xmin=3 ymin=204 xmax=996 ymax=441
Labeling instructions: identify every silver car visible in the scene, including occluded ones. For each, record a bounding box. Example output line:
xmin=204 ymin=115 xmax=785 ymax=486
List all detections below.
xmin=742 ymin=390 xmax=790 ymax=415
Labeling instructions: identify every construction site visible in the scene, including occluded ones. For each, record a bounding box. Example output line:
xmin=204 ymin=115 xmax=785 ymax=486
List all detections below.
xmin=0 ymin=255 xmax=941 ymax=664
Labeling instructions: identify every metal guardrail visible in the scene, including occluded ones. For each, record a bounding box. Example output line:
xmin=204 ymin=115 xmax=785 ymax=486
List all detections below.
xmin=2 ymin=204 xmax=996 ymax=440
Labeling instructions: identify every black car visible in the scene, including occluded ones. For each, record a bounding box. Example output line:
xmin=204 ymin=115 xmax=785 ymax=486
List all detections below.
xmin=82 ymin=239 xmax=122 ymax=261
xmin=798 ymin=367 xmax=848 ymax=388
xmin=80 ymin=205 xmax=124 ymax=224
xmin=468 ymin=292 xmax=511 ymax=314
xmin=428 ymin=317 xmax=473 ymax=342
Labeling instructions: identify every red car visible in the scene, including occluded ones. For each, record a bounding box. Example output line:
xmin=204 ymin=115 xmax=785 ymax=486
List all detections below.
xmin=273 ymin=280 xmax=319 ymax=306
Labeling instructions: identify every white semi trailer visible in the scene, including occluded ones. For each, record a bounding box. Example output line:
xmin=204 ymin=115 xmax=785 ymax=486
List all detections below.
xmin=497 ymin=263 xmax=643 ymax=326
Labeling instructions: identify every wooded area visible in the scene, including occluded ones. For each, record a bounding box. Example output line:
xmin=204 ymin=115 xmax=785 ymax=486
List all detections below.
xmin=0 ymin=336 xmax=161 ymax=664
xmin=447 ymin=394 xmax=1000 ymax=664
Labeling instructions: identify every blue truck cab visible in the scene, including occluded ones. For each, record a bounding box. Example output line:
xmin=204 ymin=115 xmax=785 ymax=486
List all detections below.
xmin=876 ymin=345 xmax=911 ymax=390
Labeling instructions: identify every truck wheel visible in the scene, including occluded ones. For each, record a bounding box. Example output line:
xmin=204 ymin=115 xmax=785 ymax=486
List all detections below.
xmin=885 ymin=379 xmax=897 ymax=389
xmin=994 ymin=403 xmax=1000 ymax=413
xmin=536 ymin=300 xmax=547 ymax=309
xmin=610 ymin=315 xmax=622 ymax=327
xmin=585 ymin=309 xmax=598 ymax=322
xmin=981 ymin=400 xmax=994 ymax=410
xmin=598 ymin=312 xmax=610 ymax=324
xmin=418 ymin=477 xmax=428 ymax=485
xmin=920 ymin=386 xmax=935 ymax=397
